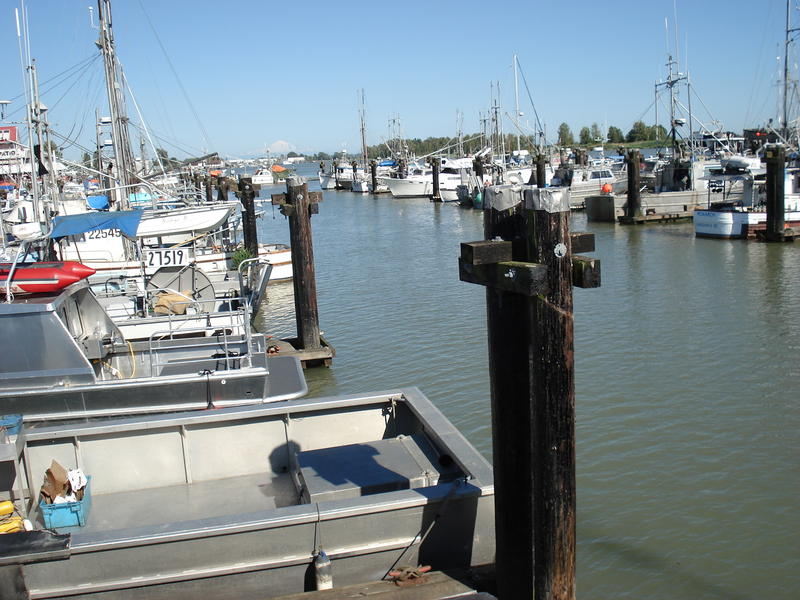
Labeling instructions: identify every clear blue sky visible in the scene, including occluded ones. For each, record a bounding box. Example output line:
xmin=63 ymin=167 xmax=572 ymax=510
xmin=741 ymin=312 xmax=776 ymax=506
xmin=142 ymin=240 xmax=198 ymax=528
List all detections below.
xmin=1 ymin=0 xmax=795 ymax=159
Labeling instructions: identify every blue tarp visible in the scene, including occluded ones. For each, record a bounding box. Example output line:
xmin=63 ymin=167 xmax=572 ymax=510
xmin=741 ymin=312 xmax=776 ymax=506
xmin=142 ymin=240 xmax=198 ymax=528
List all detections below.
xmin=377 ymin=159 xmax=397 ymax=167
xmin=86 ymin=195 xmax=110 ymax=210
xmin=50 ymin=210 xmax=143 ymax=239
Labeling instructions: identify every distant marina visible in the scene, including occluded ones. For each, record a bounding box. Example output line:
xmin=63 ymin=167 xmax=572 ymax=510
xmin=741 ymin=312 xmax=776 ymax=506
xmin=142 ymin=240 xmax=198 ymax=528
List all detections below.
xmin=1 ymin=0 xmax=799 ymax=598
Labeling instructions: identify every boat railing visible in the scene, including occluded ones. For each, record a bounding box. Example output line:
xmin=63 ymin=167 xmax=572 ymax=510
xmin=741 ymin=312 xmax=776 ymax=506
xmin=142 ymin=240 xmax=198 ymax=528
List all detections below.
xmin=237 ymin=259 xmax=273 ymax=317
xmin=146 ymin=313 xmax=254 ymax=376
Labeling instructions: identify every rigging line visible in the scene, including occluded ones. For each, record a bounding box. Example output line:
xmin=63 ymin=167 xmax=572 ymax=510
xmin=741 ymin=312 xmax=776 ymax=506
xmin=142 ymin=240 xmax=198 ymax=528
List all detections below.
xmin=135 ymin=0 xmax=213 ymax=151
xmin=46 ymin=56 xmax=102 ymax=112
xmin=5 ymin=54 xmax=99 ymax=107
xmin=147 ymin=129 xmax=208 ymax=158
xmin=121 ymin=70 xmax=168 ymax=177
xmin=514 ymin=58 xmax=544 ymax=139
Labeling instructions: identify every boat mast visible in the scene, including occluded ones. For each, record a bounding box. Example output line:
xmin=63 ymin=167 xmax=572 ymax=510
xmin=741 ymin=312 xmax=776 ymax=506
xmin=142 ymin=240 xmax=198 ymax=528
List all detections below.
xmin=514 ymin=55 xmax=521 ymax=154
xmin=358 ymin=89 xmax=368 ymax=169
xmin=97 ymin=0 xmax=136 ymax=208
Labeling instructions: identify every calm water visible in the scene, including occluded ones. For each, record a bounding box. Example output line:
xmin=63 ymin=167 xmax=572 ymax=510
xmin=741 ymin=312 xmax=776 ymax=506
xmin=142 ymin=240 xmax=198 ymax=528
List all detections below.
xmin=254 ymin=165 xmax=799 ymax=600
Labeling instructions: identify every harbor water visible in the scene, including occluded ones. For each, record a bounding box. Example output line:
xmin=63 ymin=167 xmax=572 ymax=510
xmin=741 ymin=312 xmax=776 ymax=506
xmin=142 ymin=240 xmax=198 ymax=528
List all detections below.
xmin=254 ymin=166 xmax=799 ymax=600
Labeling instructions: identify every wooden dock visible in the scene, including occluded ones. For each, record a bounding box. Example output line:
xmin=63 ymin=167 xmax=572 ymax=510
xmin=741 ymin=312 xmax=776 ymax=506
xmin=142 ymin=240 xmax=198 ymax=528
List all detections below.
xmin=267 ymin=335 xmax=335 ymax=368
xmin=271 ymin=567 xmax=496 ymax=599
xmin=618 ymin=211 xmax=694 ymax=224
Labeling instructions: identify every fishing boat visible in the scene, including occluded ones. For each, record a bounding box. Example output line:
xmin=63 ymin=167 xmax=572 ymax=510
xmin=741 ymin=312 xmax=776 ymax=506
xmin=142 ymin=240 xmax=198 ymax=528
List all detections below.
xmin=3 ymin=387 xmax=494 ymax=598
xmin=694 ymin=166 xmax=800 ymax=238
xmin=252 ymin=168 xmax=274 ymax=185
xmin=1 ymin=261 xmax=95 ymax=295
xmin=0 ymin=279 xmax=307 ymax=421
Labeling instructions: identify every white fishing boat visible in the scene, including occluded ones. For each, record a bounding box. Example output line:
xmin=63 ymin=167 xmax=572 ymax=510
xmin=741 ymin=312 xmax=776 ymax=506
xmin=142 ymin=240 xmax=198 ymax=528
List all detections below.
xmin=252 ymin=168 xmax=274 ymax=185
xmin=694 ymin=166 xmax=800 ymax=238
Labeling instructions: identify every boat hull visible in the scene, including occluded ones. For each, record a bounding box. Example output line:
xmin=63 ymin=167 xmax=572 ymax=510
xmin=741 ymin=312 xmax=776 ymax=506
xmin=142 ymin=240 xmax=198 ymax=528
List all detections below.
xmin=694 ymin=209 xmax=800 ymax=238
xmin=17 ymin=389 xmax=495 ymax=599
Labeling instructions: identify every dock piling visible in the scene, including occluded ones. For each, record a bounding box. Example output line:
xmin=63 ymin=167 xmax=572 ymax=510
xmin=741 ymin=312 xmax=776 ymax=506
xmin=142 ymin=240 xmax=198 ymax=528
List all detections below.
xmin=272 ymin=178 xmax=323 ymax=350
xmin=537 ymin=154 xmax=547 ymax=188
xmin=370 ymin=160 xmax=378 ymax=193
xmin=237 ymin=177 xmax=259 ymax=257
xmin=459 ymin=186 xmax=600 ymax=600
xmin=761 ymin=144 xmax=796 ymax=241
xmin=431 ymin=157 xmax=441 ymax=202
xmin=624 ymin=150 xmax=642 ymax=219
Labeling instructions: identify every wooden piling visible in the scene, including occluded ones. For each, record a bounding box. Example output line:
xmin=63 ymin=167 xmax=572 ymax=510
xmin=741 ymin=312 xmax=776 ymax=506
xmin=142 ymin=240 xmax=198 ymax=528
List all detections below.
xmin=370 ymin=160 xmax=378 ymax=193
xmin=525 ymin=192 xmax=576 ymax=600
xmin=333 ymin=160 xmax=340 ymax=189
xmin=431 ymin=157 xmax=441 ymax=202
xmin=216 ymin=176 xmax=228 ymax=202
xmin=459 ymin=186 xmax=600 ymax=600
xmin=204 ymin=176 xmax=213 ymax=203
xmin=272 ymin=178 xmax=323 ymax=350
xmin=765 ymin=144 xmax=787 ymax=241
xmin=625 ymin=150 xmax=641 ymax=219
xmin=238 ymin=177 xmax=259 ymax=257
xmin=537 ymin=154 xmax=547 ymax=188
xmin=480 ymin=200 xmax=534 ymax=600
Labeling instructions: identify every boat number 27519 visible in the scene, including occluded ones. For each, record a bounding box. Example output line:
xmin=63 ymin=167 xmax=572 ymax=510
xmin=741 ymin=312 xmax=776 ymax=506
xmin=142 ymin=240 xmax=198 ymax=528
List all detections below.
xmin=146 ymin=249 xmax=188 ymax=268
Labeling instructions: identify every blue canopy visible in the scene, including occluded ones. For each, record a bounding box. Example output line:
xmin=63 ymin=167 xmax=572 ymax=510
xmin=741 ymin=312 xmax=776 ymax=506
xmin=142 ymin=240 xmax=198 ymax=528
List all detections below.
xmin=50 ymin=210 xmax=143 ymax=239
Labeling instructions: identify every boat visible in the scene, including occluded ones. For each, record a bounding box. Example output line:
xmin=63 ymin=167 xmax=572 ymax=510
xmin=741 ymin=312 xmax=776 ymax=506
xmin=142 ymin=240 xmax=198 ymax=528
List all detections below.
xmin=694 ymin=165 xmax=800 ymax=238
xmin=0 ymin=279 xmax=307 ymax=421
xmin=1 ymin=261 xmax=95 ymax=295
xmin=252 ymin=168 xmax=274 ymax=186
xmin=3 ymin=387 xmax=494 ymax=599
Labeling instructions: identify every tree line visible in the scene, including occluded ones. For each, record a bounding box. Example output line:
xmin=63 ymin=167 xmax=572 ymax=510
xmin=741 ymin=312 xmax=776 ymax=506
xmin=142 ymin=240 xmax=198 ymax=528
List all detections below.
xmin=557 ymin=121 xmax=668 ymax=146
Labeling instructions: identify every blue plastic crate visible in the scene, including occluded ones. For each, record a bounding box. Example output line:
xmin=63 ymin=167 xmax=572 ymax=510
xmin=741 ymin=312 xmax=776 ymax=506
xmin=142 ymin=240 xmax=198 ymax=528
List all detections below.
xmin=39 ymin=476 xmax=92 ymax=529
xmin=0 ymin=414 xmax=22 ymax=436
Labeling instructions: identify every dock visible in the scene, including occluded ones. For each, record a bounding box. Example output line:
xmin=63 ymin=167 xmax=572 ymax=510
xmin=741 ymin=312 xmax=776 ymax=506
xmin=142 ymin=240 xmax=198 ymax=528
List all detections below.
xmin=267 ymin=335 xmax=336 ymax=368
xmin=618 ymin=210 xmax=694 ymax=224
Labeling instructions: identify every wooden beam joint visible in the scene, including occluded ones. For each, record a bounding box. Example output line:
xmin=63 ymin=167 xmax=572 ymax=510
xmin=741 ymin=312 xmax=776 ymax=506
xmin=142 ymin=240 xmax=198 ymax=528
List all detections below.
xmin=459 ymin=258 xmax=549 ymax=296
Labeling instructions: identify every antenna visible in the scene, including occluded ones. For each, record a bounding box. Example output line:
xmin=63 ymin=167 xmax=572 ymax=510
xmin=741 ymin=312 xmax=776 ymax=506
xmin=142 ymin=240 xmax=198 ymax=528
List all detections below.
xmin=88 ymin=6 xmax=98 ymax=29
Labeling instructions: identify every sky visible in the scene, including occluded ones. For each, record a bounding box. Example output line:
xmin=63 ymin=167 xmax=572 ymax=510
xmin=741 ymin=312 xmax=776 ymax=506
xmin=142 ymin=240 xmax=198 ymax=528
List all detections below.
xmin=0 ymin=0 xmax=796 ymax=160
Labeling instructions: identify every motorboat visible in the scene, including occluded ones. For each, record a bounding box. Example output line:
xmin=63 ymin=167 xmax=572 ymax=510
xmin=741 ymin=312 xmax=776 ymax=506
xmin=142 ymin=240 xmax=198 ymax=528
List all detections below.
xmin=252 ymin=168 xmax=274 ymax=186
xmin=694 ymin=167 xmax=800 ymax=238
xmin=0 ymin=280 xmax=307 ymax=421
xmin=3 ymin=387 xmax=494 ymax=598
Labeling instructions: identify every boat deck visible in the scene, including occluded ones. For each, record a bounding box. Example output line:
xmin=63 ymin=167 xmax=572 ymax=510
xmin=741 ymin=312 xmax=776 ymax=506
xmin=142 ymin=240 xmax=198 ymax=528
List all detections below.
xmin=50 ymin=472 xmax=299 ymax=534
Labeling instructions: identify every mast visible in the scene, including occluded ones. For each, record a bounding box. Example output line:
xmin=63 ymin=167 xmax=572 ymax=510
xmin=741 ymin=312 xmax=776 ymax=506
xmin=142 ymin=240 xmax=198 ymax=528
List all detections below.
xmin=358 ymin=89 xmax=368 ymax=168
xmin=97 ymin=0 xmax=136 ymax=207
xmin=514 ymin=55 xmax=521 ymax=154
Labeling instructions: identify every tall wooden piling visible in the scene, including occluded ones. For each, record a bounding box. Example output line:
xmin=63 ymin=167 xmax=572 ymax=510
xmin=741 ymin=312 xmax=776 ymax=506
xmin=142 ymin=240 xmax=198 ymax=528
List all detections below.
xmin=238 ymin=177 xmax=259 ymax=257
xmin=526 ymin=193 xmax=576 ymax=600
xmin=537 ymin=154 xmax=547 ymax=188
xmin=370 ymin=160 xmax=378 ymax=193
xmin=333 ymin=160 xmax=340 ymax=189
xmin=765 ymin=144 xmax=786 ymax=241
xmin=216 ymin=175 xmax=228 ymax=202
xmin=204 ymin=176 xmax=213 ymax=203
xmin=459 ymin=185 xmax=600 ymax=600
xmin=431 ymin=157 xmax=441 ymax=202
xmin=272 ymin=177 xmax=323 ymax=350
xmin=625 ymin=150 xmax=642 ymax=218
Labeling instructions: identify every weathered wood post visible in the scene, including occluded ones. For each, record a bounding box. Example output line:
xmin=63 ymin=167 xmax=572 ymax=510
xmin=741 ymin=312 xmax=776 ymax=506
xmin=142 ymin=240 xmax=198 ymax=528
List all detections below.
xmin=625 ymin=150 xmax=642 ymax=219
xmin=431 ymin=157 xmax=441 ymax=202
xmin=272 ymin=177 xmax=324 ymax=350
xmin=459 ymin=185 xmax=600 ymax=600
xmin=237 ymin=176 xmax=259 ymax=257
xmin=204 ymin=176 xmax=213 ymax=203
xmin=370 ymin=159 xmax=378 ymax=193
xmin=216 ymin=175 xmax=227 ymax=202
xmin=537 ymin=154 xmax=547 ymax=188
xmin=764 ymin=144 xmax=787 ymax=241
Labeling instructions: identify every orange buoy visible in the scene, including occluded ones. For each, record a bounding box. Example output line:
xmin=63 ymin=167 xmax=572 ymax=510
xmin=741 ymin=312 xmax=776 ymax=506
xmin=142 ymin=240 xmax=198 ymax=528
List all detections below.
xmin=601 ymin=183 xmax=613 ymax=194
